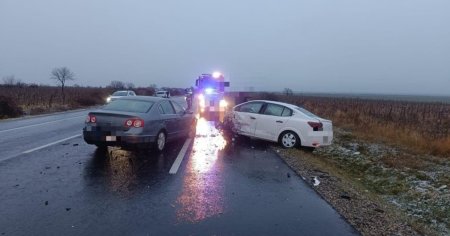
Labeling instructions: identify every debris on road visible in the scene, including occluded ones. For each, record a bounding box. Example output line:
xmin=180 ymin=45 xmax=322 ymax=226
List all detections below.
xmin=312 ymin=176 xmax=320 ymax=186
xmin=44 ymin=201 xmax=48 ymax=206
xmin=340 ymin=192 xmax=351 ymax=200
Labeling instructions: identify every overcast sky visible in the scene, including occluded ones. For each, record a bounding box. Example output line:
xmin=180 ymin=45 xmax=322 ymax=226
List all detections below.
xmin=1 ymin=0 xmax=449 ymax=95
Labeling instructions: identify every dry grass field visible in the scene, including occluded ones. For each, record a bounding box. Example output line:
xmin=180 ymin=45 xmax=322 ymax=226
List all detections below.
xmin=0 ymin=85 xmax=112 ymax=118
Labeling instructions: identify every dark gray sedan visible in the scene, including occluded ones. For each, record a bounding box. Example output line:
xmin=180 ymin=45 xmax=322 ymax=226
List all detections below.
xmin=83 ymin=96 xmax=195 ymax=151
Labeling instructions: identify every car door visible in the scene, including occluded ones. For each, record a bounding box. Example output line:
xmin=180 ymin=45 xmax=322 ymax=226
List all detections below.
xmin=255 ymin=103 xmax=293 ymax=141
xmin=159 ymin=100 xmax=178 ymax=140
xmin=171 ymin=100 xmax=191 ymax=136
xmin=232 ymin=101 xmax=264 ymax=136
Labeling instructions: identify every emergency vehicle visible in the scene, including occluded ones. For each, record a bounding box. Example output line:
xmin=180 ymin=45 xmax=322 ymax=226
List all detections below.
xmin=195 ymin=72 xmax=230 ymax=122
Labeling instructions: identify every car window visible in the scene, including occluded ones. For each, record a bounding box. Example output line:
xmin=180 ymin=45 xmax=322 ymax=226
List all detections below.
xmin=171 ymin=101 xmax=184 ymax=114
xmin=281 ymin=108 xmax=293 ymax=117
xmin=158 ymin=104 xmax=164 ymax=114
xmin=236 ymin=102 xmax=263 ymax=113
xmin=103 ymin=100 xmax=154 ymax=113
xmin=263 ymin=103 xmax=285 ymax=116
xmin=160 ymin=101 xmax=175 ymax=114
xmin=112 ymin=91 xmax=127 ymax=96
xmin=295 ymin=106 xmax=319 ymax=118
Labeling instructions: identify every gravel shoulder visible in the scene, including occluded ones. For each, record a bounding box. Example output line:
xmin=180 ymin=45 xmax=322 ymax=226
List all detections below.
xmin=274 ymin=128 xmax=450 ymax=236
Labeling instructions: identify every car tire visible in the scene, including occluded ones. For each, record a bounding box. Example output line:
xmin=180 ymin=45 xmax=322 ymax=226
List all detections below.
xmin=188 ymin=120 xmax=197 ymax=138
xmin=95 ymin=144 xmax=107 ymax=149
xmin=155 ymin=131 xmax=166 ymax=152
xmin=279 ymin=131 xmax=300 ymax=149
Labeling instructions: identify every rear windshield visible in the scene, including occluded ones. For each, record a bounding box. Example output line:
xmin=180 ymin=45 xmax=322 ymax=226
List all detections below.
xmin=295 ymin=106 xmax=319 ymax=119
xmin=103 ymin=100 xmax=154 ymax=113
xmin=112 ymin=91 xmax=128 ymax=96
xmin=156 ymin=91 xmax=166 ymax=94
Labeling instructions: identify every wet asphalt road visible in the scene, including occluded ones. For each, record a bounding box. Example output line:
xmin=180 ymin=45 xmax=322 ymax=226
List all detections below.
xmin=0 ymin=99 xmax=359 ymax=236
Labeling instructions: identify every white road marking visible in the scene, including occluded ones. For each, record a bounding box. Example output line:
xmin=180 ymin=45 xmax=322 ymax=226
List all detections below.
xmin=22 ymin=134 xmax=81 ymax=154
xmin=0 ymin=115 xmax=85 ymax=133
xmin=169 ymin=138 xmax=192 ymax=174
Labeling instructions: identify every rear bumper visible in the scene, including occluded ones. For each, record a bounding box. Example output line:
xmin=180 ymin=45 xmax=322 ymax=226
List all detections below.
xmin=83 ymin=130 xmax=156 ymax=148
xmin=302 ymin=131 xmax=334 ymax=147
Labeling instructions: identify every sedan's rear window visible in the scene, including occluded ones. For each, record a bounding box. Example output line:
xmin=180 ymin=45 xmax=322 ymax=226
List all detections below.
xmin=104 ymin=100 xmax=154 ymax=113
xmin=295 ymin=106 xmax=319 ymax=119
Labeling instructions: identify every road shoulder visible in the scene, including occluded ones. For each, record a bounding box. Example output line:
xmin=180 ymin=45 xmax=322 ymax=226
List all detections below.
xmin=274 ymin=147 xmax=421 ymax=236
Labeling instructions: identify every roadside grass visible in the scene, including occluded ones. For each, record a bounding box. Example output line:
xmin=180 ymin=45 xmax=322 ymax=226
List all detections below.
xmin=280 ymin=147 xmax=422 ymax=236
xmin=0 ymin=86 xmax=112 ymax=118
xmin=285 ymin=127 xmax=450 ymax=235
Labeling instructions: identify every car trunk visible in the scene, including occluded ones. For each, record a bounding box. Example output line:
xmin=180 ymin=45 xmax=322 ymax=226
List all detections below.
xmin=89 ymin=111 xmax=138 ymax=132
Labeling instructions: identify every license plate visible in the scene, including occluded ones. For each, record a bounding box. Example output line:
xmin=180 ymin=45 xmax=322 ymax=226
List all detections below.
xmin=106 ymin=136 xmax=116 ymax=141
xmin=323 ymin=136 xmax=329 ymax=143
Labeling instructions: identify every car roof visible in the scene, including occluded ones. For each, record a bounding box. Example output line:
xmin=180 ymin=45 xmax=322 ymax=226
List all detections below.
xmin=242 ymin=100 xmax=298 ymax=109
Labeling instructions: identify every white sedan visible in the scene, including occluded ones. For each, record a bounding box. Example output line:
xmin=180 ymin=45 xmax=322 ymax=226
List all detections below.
xmin=231 ymin=100 xmax=333 ymax=148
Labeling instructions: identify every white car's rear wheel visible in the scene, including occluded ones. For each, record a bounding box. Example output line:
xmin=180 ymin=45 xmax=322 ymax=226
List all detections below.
xmin=279 ymin=131 xmax=299 ymax=148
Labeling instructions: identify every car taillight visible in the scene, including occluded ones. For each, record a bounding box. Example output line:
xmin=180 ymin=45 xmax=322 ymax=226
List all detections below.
xmin=86 ymin=115 xmax=96 ymax=123
xmin=124 ymin=118 xmax=144 ymax=128
xmin=308 ymin=121 xmax=323 ymax=131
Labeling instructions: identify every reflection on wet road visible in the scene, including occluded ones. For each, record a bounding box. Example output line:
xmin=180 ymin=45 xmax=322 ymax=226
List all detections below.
xmin=177 ymin=118 xmax=227 ymax=223
xmin=84 ymin=143 xmax=183 ymax=199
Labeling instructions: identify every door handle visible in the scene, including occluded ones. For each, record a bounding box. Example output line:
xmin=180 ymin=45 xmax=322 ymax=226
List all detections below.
xmin=250 ymin=116 xmax=256 ymax=120
xmin=276 ymin=120 xmax=283 ymax=123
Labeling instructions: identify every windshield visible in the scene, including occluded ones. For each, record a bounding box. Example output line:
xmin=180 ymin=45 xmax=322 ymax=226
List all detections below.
xmin=103 ymin=100 xmax=154 ymax=113
xmin=112 ymin=91 xmax=128 ymax=96
xmin=295 ymin=106 xmax=320 ymax=119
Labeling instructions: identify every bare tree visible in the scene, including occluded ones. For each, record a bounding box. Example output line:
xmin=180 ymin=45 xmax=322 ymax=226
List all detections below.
xmin=2 ymin=75 xmax=22 ymax=86
xmin=283 ymin=88 xmax=293 ymax=96
xmin=109 ymin=81 xmax=125 ymax=90
xmin=50 ymin=67 xmax=75 ymax=105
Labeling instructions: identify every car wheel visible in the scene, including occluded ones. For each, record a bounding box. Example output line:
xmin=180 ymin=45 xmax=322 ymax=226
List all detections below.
xmin=155 ymin=131 xmax=166 ymax=152
xmin=95 ymin=144 xmax=107 ymax=149
xmin=279 ymin=131 xmax=300 ymax=148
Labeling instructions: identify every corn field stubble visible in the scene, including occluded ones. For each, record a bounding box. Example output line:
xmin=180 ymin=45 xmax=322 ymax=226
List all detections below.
xmin=0 ymin=86 xmax=112 ymax=117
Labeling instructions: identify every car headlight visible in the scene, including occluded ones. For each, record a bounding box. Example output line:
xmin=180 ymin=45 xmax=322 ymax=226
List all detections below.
xmin=106 ymin=97 xmax=111 ymax=103
xmin=219 ymin=99 xmax=228 ymax=108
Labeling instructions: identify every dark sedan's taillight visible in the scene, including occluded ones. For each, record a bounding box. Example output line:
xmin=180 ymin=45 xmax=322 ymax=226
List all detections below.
xmin=124 ymin=118 xmax=144 ymax=128
xmin=308 ymin=121 xmax=323 ymax=131
xmin=85 ymin=115 xmax=96 ymax=123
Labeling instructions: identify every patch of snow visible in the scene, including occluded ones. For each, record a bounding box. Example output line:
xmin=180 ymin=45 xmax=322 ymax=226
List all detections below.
xmin=437 ymin=185 xmax=447 ymax=190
